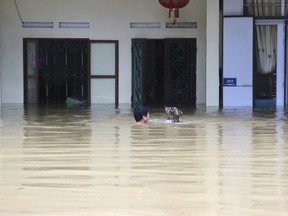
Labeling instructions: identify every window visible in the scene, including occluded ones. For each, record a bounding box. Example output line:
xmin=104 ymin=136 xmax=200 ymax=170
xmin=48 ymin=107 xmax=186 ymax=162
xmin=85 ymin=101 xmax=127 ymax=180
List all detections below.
xmin=244 ymin=0 xmax=283 ymax=17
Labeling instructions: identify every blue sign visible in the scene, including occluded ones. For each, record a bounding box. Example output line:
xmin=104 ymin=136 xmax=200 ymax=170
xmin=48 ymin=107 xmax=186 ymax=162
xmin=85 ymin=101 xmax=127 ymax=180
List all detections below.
xmin=223 ymin=78 xmax=237 ymax=86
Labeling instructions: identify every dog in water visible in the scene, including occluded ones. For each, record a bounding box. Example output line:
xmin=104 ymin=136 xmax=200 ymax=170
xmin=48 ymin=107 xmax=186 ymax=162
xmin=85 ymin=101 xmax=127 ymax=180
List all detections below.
xmin=164 ymin=106 xmax=183 ymax=123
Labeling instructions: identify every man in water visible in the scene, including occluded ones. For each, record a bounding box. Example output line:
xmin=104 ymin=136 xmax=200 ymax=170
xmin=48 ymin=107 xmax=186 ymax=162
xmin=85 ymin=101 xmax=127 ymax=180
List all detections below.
xmin=133 ymin=105 xmax=149 ymax=125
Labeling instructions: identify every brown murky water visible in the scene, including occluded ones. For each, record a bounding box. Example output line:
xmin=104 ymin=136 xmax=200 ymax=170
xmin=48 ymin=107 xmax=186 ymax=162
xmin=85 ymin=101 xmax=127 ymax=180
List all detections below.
xmin=0 ymin=104 xmax=288 ymax=216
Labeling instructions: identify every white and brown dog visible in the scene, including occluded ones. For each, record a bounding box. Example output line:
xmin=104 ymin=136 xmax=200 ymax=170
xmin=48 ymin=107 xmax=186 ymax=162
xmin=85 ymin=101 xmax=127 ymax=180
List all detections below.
xmin=164 ymin=106 xmax=183 ymax=123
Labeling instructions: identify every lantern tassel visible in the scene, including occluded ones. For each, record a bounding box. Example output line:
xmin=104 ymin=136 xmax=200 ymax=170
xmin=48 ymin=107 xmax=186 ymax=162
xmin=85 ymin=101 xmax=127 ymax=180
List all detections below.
xmin=159 ymin=0 xmax=190 ymax=24
xmin=169 ymin=8 xmax=179 ymax=24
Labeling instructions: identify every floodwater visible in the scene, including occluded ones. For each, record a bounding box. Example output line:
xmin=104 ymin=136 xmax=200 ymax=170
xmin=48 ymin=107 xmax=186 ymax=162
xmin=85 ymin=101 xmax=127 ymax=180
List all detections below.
xmin=0 ymin=104 xmax=288 ymax=216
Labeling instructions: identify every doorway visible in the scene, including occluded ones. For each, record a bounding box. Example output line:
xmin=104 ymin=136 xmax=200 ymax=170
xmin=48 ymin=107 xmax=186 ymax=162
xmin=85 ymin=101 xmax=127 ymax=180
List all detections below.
xmin=24 ymin=39 xmax=119 ymax=108
xmin=131 ymin=38 xmax=197 ymax=108
xmin=254 ymin=25 xmax=277 ymax=108
xmin=24 ymin=38 xmax=89 ymax=105
xmin=254 ymin=22 xmax=285 ymax=108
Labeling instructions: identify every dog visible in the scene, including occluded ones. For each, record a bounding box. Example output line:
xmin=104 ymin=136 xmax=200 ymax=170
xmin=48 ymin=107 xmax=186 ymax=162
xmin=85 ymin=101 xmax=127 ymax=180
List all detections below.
xmin=164 ymin=106 xmax=183 ymax=123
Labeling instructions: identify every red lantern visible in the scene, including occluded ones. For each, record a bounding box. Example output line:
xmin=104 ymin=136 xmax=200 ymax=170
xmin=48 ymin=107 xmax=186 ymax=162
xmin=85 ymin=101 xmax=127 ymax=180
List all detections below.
xmin=159 ymin=0 xmax=190 ymax=23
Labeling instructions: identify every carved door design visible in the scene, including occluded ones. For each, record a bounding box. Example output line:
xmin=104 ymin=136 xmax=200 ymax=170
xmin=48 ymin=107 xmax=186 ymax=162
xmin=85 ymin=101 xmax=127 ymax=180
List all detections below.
xmin=24 ymin=39 xmax=89 ymax=105
xmin=131 ymin=38 xmax=196 ymax=108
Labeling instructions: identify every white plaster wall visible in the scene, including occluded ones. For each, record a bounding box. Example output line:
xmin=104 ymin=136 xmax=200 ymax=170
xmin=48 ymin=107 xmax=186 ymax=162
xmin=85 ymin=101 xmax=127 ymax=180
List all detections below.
xmin=206 ymin=0 xmax=219 ymax=106
xmin=0 ymin=0 xmax=207 ymax=104
xmin=223 ymin=17 xmax=253 ymax=107
xmin=276 ymin=23 xmax=285 ymax=106
xmin=223 ymin=0 xmax=243 ymax=16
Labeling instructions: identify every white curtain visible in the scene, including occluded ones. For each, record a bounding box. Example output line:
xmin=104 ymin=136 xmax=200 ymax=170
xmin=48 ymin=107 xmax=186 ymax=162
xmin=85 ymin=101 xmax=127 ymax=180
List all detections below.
xmin=245 ymin=0 xmax=281 ymax=16
xmin=245 ymin=0 xmax=278 ymax=74
xmin=256 ymin=25 xmax=277 ymax=74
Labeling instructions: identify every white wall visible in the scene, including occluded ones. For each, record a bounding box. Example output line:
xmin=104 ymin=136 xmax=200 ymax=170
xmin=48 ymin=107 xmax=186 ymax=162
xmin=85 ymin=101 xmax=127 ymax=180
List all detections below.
xmin=223 ymin=0 xmax=243 ymax=16
xmin=223 ymin=17 xmax=253 ymax=107
xmin=206 ymin=0 xmax=219 ymax=106
xmin=0 ymin=0 xmax=207 ymax=105
xmin=276 ymin=23 xmax=285 ymax=106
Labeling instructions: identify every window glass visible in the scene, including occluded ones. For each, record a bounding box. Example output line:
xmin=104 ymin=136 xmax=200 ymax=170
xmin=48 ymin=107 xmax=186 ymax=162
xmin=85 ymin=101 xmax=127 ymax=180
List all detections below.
xmin=243 ymin=0 xmax=281 ymax=16
xmin=91 ymin=43 xmax=115 ymax=75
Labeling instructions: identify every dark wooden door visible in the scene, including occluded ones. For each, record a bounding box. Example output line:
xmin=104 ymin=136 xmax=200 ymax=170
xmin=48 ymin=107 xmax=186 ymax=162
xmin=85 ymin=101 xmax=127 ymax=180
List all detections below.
xmin=131 ymin=39 xmax=146 ymax=108
xmin=131 ymin=38 xmax=196 ymax=108
xmin=164 ymin=38 xmax=196 ymax=106
xmin=24 ymin=38 xmax=89 ymax=105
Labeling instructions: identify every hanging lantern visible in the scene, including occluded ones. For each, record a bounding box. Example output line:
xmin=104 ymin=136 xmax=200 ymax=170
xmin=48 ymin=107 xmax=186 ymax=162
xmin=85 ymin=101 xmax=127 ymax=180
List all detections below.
xmin=159 ymin=0 xmax=190 ymax=24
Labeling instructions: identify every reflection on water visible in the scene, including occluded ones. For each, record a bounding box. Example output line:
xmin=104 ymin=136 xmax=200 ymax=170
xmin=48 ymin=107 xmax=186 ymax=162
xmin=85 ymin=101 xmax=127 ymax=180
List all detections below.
xmin=0 ymin=104 xmax=288 ymax=216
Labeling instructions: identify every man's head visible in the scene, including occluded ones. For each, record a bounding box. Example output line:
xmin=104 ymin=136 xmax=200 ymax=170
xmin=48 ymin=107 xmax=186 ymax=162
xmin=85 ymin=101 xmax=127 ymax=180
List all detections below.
xmin=134 ymin=105 xmax=149 ymax=124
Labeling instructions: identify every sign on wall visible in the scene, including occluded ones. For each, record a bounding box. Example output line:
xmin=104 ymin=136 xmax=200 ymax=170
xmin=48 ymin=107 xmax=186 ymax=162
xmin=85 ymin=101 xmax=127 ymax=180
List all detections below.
xmin=223 ymin=17 xmax=253 ymax=106
xmin=223 ymin=78 xmax=237 ymax=87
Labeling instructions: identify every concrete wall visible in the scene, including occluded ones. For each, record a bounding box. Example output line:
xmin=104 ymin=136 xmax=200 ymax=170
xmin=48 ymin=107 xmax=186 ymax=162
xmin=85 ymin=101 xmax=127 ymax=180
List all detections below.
xmin=206 ymin=0 xmax=219 ymax=106
xmin=223 ymin=0 xmax=243 ymax=16
xmin=0 ymin=0 xmax=207 ymax=105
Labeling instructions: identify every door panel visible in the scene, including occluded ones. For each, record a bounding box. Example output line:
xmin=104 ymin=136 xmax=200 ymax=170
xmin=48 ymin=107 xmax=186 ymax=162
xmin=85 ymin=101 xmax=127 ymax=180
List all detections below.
xmin=90 ymin=40 xmax=119 ymax=108
xmin=39 ymin=39 xmax=88 ymax=104
xmin=164 ymin=39 xmax=196 ymax=106
xmin=131 ymin=39 xmax=145 ymax=108
xmin=91 ymin=79 xmax=115 ymax=103
xmin=131 ymin=38 xmax=197 ymax=108
xmin=24 ymin=39 xmax=89 ymax=105
xmin=25 ymin=40 xmax=38 ymax=104
xmin=91 ymin=43 xmax=116 ymax=76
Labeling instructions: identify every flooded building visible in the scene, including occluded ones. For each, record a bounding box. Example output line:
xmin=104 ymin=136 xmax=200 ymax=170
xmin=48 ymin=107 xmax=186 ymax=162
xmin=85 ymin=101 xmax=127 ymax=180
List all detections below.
xmin=0 ymin=0 xmax=216 ymax=108
xmin=0 ymin=1 xmax=288 ymax=216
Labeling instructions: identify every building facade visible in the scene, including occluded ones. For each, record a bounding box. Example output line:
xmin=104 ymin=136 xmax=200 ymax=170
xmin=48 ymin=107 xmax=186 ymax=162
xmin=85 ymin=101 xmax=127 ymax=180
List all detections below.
xmin=0 ymin=0 xmax=220 ymax=107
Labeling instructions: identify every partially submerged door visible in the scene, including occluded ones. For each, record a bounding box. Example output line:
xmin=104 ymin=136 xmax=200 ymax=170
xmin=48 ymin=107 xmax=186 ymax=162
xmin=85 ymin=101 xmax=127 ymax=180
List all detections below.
xmin=164 ymin=39 xmax=196 ymax=106
xmin=24 ymin=38 xmax=89 ymax=105
xmin=131 ymin=39 xmax=145 ymax=108
xmin=24 ymin=39 xmax=119 ymax=107
xmin=90 ymin=40 xmax=119 ymax=108
xmin=131 ymin=38 xmax=196 ymax=108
